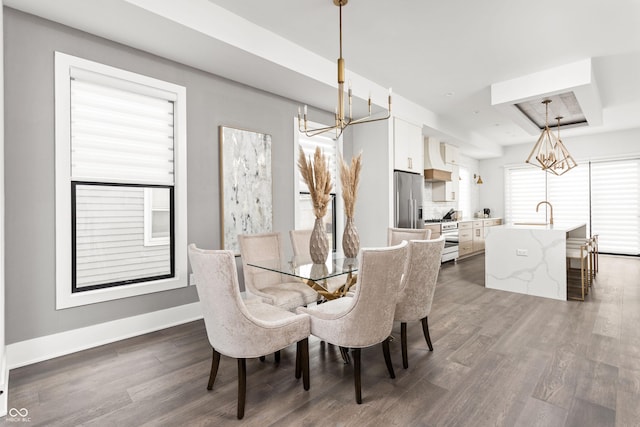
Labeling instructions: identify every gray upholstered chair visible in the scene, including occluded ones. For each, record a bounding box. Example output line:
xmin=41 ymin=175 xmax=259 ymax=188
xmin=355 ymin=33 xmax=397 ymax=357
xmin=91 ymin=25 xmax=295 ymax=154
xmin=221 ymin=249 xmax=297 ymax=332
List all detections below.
xmin=289 ymin=228 xmax=344 ymax=293
xmin=239 ymin=232 xmax=320 ymax=311
xmin=394 ymin=237 xmax=445 ymax=368
xmin=387 ymin=227 xmax=432 ymax=246
xmin=188 ymin=245 xmax=311 ymax=419
xmin=297 ymin=241 xmax=409 ymax=404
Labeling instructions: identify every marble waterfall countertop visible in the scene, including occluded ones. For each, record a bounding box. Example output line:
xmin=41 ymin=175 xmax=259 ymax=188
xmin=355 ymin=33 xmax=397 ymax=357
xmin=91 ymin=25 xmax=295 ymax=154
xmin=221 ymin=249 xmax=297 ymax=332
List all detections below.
xmin=484 ymin=223 xmax=587 ymax=301
xmin=498 ymin=222 xmax=587 ymax=232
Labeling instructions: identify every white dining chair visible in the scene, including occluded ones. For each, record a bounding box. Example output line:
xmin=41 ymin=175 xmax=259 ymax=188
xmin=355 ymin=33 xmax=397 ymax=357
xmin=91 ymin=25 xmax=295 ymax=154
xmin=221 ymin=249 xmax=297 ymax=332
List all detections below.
xmin=187 ymin=245 xmax=311 ymax=419
xmin=297 ymin=241 xmax=409 ymax=403
xmin=387 ymin=227 xmax=432 ymax=246
xmin=239 ymin=232 xmax=320 ymax=311
xmin=394 ymin=237 xmax=445 ymax=368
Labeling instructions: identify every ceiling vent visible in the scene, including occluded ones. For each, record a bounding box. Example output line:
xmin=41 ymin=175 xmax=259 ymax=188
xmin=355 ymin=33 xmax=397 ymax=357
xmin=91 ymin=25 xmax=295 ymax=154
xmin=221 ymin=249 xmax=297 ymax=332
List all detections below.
xmin=491 ymin=59 xmax=602 ymax=136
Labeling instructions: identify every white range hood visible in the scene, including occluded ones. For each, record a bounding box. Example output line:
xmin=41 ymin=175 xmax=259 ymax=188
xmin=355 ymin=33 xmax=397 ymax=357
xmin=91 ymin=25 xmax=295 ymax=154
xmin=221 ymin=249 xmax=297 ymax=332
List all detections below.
xmin=423 ymin=137 xmax=452 ymax=182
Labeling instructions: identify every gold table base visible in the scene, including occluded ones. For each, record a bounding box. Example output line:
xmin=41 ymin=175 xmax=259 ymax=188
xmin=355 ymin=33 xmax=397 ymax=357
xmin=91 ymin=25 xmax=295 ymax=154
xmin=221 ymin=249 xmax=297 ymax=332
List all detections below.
xmin=302 ymin=273 xmax=357 ymax=300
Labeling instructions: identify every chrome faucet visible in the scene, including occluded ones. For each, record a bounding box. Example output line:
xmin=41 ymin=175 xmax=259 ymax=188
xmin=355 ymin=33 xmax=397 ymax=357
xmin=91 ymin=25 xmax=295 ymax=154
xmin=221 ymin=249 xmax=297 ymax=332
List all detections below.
xmin=536 ymin=201 xmax=554 ymax=225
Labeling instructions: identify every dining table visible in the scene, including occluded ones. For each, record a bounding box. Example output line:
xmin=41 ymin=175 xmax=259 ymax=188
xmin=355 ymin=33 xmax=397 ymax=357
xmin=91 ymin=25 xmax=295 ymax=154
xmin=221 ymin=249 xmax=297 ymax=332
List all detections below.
xmin=247 ymin=253 xmax=359 ymax=364
xmin=246 ymin=254 xmax=359 ymax=301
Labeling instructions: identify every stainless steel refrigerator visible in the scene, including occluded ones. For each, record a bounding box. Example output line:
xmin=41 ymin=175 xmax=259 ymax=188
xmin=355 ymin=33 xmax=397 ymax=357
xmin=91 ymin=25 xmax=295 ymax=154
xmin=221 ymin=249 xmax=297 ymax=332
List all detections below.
xmin=393 ymin=170 xmax=424 ymax=228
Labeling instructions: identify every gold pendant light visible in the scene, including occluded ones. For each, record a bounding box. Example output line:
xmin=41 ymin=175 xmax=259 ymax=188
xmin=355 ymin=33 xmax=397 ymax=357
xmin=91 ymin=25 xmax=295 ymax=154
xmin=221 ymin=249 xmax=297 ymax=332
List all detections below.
xmin=548 ymin=116 xmax=578 ymax=176
xmin=297 ymin=0 xmax=391 ymax=139
xmin=525 ymin=100 xmax=559 ymax=170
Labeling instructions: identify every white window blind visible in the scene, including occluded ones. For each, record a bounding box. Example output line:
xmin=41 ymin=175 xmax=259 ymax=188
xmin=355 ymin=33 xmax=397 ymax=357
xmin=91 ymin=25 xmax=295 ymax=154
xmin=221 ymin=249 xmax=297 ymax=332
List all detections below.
xmin=504 ymin=167 xmax=547 ymax=224
xmin=505 ymin=159 xmax=640 ymax=255
xmin=71 ymin=76 xmax=175 ymax=185
xmin=591 ymin=159 xmax=640 ymax=255
xmin=548 ymin=163 xmax=589 ymax=232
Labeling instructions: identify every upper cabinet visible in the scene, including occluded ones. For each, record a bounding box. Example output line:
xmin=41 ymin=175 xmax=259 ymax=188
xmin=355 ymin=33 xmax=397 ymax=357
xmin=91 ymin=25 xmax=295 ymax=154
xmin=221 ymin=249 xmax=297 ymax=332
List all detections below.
xmin=432 ymin=165 xmax=459 ymax=201
xmin=440 ymin=143 xmax=460 ymax=165
xmin=393 ymin=117 xmax=423 ymax=174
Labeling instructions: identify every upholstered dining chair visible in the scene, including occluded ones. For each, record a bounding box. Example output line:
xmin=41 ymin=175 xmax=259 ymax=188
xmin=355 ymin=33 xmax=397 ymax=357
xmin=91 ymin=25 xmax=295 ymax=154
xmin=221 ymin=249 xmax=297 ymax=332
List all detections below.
xmin=289 ymin=229 xmax=314 ymax=264
xmin=394 ymin=236 xmax=445 ymax=369
xmin=387 ymin=227 xmax=432 ymax=246
xmin=297 ymin=241 xmax=409 ymax=404
xmin=239 ymin=232 xmax=320 ymax=311
xmin=187 ymin=245 xmax=311 ymax=419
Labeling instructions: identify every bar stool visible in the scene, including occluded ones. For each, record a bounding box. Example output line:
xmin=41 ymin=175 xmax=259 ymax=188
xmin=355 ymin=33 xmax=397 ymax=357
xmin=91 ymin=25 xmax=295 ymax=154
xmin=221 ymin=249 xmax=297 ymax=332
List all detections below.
xmin=566 ymin=243 xmax=589 ymax=301
xmin=567 ymin=236 xmax=597 ymax=288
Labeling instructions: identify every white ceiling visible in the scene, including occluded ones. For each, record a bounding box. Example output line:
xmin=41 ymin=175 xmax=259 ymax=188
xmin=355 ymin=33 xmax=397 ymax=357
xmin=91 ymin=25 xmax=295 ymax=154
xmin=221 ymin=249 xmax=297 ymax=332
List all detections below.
xmin=6 ymin=0 xmax=640 ymax=159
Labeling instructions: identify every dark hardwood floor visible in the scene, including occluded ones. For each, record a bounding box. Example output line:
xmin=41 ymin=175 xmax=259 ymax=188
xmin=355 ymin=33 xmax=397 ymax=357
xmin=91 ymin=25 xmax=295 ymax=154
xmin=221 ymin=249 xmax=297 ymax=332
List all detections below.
xmin=4 ymin=254 xmax=640 ymax=426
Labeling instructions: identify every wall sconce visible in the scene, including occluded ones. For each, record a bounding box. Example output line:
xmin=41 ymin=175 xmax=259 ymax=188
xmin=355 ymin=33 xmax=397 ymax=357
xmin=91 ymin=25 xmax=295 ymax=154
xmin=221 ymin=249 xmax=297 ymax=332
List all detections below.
xmin=474 ymin=174 xmax=483 ymax=184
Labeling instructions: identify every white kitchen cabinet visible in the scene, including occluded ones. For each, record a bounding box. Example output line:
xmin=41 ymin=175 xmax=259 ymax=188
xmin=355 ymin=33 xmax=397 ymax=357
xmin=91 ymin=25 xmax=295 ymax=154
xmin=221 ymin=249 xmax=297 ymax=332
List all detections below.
xmin=432 ymin=165 xmax=459 ymax=201
xmin=393 ymin=117 xmax=423 ymax=173
xmin=440 ymin=143 xmax=460 ymax=165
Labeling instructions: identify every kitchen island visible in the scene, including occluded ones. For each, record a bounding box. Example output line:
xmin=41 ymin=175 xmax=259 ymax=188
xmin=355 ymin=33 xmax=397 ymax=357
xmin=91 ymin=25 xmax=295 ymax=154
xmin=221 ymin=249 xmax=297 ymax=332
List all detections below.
xmin=484 ymin=222 xmax=587 ymax=301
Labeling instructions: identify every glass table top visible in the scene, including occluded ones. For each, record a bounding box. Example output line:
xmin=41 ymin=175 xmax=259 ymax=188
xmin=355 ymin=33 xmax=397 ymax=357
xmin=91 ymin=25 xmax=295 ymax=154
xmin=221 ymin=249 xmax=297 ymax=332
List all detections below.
xmin=247 ymin=254 xmax=358 ymax=282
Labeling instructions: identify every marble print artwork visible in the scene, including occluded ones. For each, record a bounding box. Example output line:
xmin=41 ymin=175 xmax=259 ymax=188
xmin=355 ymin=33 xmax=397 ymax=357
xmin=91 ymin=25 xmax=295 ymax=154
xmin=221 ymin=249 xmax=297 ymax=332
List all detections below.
xmin=220 ymin=126 xmax=273 ymax=254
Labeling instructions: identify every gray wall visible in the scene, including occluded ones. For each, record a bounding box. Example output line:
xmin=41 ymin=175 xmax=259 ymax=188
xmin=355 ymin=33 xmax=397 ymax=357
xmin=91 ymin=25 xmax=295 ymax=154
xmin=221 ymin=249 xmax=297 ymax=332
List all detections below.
xmin=3 ymin=8 xmax=333 ymax=344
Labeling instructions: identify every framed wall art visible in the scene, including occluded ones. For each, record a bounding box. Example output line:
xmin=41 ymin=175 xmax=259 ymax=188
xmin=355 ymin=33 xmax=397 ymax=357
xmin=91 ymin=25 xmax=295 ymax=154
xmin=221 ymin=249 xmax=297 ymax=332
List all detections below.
xmin=219 ymin=126 xmax=273 ymax=254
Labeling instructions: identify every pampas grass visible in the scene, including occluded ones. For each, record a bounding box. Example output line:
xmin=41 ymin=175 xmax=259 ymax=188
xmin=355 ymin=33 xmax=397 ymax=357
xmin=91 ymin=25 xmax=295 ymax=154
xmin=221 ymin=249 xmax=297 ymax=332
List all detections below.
xmin=298 ymin=147 xmax=333 ymax=218
xmin=339 ymin=152 xmax=362 ymax=218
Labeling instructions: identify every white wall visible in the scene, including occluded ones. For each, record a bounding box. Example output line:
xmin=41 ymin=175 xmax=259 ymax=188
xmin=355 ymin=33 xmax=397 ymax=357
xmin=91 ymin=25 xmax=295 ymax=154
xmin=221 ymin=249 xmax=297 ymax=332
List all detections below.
xmin=352 ymin=120 xmax=392 ymax=248
xmin=478 ymin=128 xmax=640 ymax=219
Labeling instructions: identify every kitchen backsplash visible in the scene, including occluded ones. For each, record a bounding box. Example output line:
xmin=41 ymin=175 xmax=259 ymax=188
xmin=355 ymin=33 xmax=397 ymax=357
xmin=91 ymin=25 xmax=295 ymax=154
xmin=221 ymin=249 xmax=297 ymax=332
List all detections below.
xmin=422 ymin=181 xmax=457 ymax=219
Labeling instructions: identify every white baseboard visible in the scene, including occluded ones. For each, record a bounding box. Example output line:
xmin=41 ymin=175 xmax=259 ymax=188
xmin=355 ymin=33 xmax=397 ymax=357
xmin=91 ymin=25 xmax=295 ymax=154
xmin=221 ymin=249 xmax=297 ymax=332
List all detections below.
xmin=6 ymin=302 xmax=203 ymax=370
xmin=0 ymin=352 xmax=7 ymax=417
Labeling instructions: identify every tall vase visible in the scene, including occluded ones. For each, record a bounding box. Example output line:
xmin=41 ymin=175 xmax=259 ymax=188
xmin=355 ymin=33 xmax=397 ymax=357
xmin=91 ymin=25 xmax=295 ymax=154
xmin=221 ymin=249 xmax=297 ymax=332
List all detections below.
xmin=342 ymin=217 xmax=360 ymax=258
xmin=310 ymin=217 xmax=329 ymax=263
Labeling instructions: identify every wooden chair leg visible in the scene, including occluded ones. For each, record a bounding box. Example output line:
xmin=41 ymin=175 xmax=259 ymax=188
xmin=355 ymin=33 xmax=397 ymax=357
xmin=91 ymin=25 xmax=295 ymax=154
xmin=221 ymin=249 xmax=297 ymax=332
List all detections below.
xmin=207 ymin=348 xmax=221 ymax=390
xmin=401 ymin=322 xmax=409 ymax=369
xmin=259 ymin=356 xmax=265 ymax=362
xmin=295 ymin=342 xmax=302 ymax=379
xmin=237 ymin=358 xmax=246 ymax=419
xmin=301 ymin=338 xmax=310 ymax=390
xmin=275 ymin=350 xmax=281 ymax=364
xmin=382 ymin=337 xmax=396 ymax=379
xmin=421 ymin=317 xmax=434 ymax=351
xmin=352 ymin=348 xmax=362 ymax=404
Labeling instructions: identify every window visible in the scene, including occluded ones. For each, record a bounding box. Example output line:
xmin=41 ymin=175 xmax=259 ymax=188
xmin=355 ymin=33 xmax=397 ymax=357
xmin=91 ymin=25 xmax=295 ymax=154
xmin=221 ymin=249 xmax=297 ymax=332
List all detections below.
xmin=55 ymin=52 xmax=188 ymax=309
xmin=505 ymin=159 xmax=640 ymax=256
xmin=504 ymin=167 xmax=547 ymax=224
xmin=294 ymin=122 xmax=341 ymax=252
xmin=591 ymin=159 xmax=640 ymax=255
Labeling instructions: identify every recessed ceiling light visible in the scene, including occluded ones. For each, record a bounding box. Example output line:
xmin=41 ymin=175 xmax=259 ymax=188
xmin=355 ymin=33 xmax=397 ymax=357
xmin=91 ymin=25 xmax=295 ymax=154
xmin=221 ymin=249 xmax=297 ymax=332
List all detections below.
xmin=473 ymin=110 xmax=480 ymax=114
xmin=445 ymin=92 xmax=455 ymax=97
